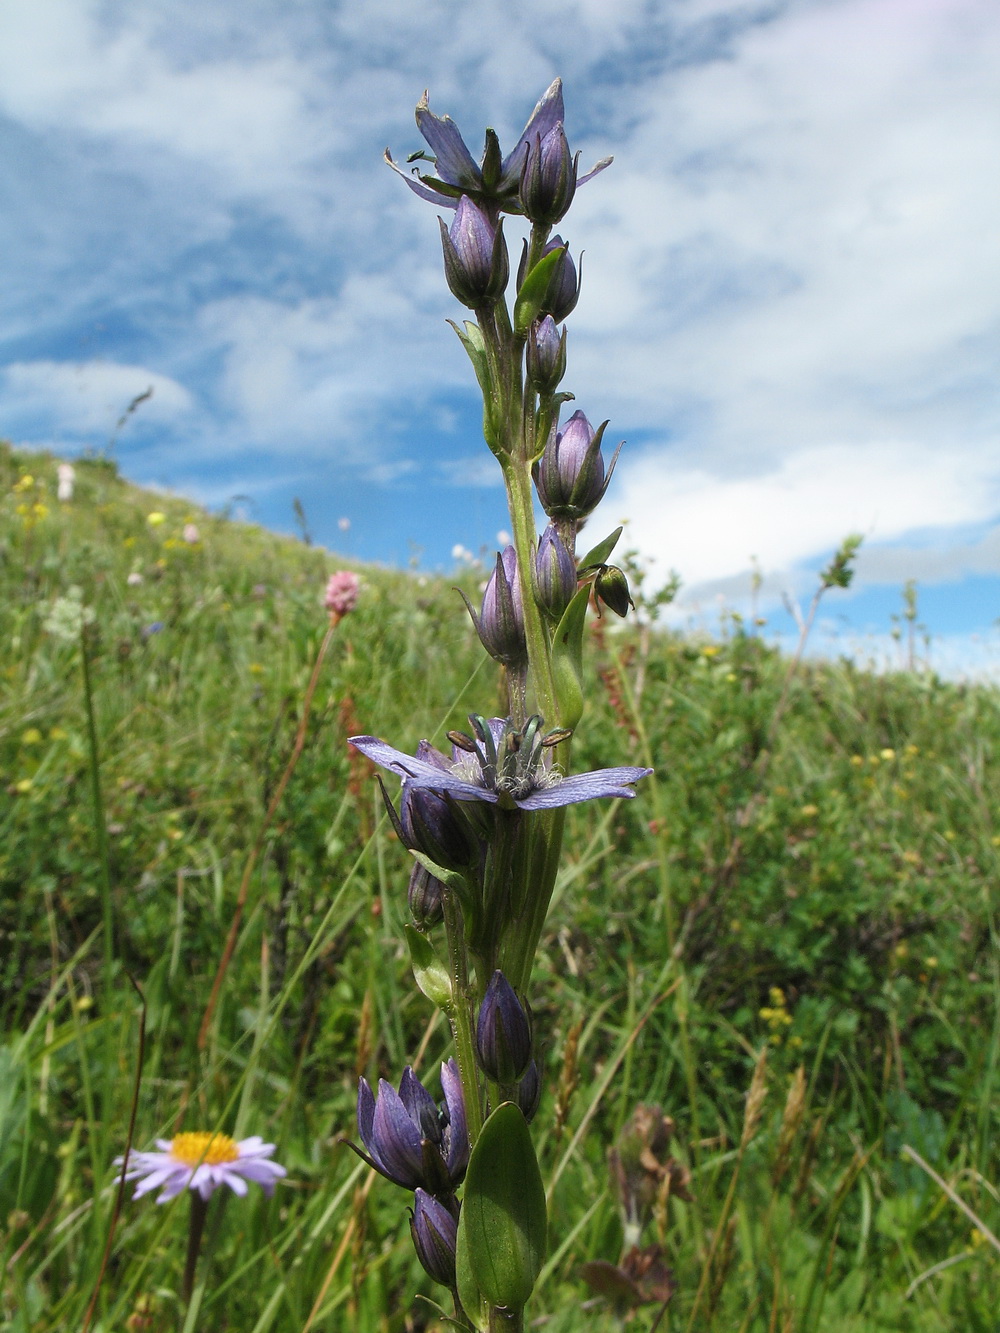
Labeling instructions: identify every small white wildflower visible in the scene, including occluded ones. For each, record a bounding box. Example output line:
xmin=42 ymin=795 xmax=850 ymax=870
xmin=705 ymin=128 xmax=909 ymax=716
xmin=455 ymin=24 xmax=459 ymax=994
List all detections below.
xmin=43 ymin=588 xmax=95 ymax=642
xmin=57 ymin=463 xmax=75 ymax=502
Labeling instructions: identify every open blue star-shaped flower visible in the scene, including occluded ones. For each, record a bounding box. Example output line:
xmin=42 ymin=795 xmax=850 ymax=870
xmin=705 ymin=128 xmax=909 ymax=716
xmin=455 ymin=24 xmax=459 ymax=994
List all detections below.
xmin=385 ymin=78 xmax=611 ymax=215
xmin=350 ymin=714 xmax=651 ymax=812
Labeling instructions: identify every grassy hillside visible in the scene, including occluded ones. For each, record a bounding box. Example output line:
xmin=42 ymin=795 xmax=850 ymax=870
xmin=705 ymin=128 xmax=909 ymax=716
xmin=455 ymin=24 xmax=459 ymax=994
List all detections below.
xmin=2 ymin=440 xmax=998 ymax=1330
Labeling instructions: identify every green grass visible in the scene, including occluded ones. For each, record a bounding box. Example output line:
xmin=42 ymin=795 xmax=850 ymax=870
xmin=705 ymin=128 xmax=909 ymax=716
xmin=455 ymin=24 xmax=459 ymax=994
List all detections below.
xmin=1 ymin=439 xmax=998 ymax=1330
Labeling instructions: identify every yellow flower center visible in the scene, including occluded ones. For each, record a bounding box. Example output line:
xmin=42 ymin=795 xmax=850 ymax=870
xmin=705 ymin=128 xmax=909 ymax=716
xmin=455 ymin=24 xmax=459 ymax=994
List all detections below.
xmin=170 ymin=1132 xmax=239 ymax=1167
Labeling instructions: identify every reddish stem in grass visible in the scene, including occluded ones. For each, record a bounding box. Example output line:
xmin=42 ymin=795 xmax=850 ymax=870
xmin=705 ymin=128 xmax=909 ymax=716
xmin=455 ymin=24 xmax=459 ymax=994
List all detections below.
xmin=181 ymin=1192 xmax=209 ymax=1306
xmin=197 ymin=615 xmax=341 ymax=1050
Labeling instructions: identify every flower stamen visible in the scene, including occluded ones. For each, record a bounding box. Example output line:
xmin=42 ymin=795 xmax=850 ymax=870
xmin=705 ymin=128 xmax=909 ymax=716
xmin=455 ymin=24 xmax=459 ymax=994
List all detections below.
xmin=170 ymin=1132 xmax=240 ymax=1167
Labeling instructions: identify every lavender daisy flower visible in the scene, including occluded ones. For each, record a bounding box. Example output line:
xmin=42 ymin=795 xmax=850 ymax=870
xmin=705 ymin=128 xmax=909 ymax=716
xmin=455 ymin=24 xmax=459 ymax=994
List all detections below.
xmin=353 ymin=1060 xmax=469 ymax=1196
xmin=116 ymin=1132 xmax=286 ymax=1203
xmin=350 ymin=714 xmax=651 ymax=813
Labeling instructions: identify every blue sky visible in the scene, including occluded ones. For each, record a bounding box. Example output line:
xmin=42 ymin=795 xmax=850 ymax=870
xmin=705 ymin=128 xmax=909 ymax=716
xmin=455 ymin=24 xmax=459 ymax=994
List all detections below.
xmin=2 ymin=0 xmax=999 ymax=674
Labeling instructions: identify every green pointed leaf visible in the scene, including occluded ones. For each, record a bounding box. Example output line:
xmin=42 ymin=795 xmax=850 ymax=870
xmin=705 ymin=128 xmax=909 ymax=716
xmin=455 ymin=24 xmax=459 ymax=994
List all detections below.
xmin=409 ymin=851 xmax=468 ymax=893
xmin=577 ymin=525 xmax=623 ymax=573
xmin=513 ymin=246 xmax=567 ymax=337
xmin=448 ymin=319 xmax=493 ymax=402
xmin=404 ymin=925 xmax=452 ymax=1011
xmin=461 ymin=1102 xmax=547 ymax=1313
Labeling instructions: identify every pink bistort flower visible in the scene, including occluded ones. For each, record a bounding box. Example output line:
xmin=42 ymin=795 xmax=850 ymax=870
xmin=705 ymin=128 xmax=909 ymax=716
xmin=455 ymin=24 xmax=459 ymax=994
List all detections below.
xmin=324 ymin=570 xmax=359 ymax=619
xmin=116 ymin=1131 xmax=286 ymax=1203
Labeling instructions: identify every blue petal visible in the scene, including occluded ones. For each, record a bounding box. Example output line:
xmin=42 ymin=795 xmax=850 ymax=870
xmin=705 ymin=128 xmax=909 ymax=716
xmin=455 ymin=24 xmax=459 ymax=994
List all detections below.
xmin=440 ymin=1058 xmax=469 ymax=1180
xmin=415 ymin=739 xmax=452 ymax=771
xmin=357 ymin=1077 xmax=388 ymax=1172
xmin=578 ymin=156 xmax=614 ymax=187
xmin=350 ymin=735 xmax=456 ymax=782
xmin=416 ymin=93 xmax=483 ymax=188
xmin=399 ymin=1066 xmax=441 ymax=1144
xmin=384 ymin=149 xmax=460 ymax=207
xmin=372 ymin=1079 xmax=424 ymax=1189
xmin=502 ymin=78 xmax=565 ymax=184
xmin=516 ymin=766 xmax=653 ymax=810
xmin=351 ymin=734 xmax=497 ymax=803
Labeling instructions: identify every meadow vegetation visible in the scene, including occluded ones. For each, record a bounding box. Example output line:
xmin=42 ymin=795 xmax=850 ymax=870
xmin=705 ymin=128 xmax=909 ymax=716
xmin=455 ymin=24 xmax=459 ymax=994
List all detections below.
xmin=1 ymin=439 xmax=998 ymax=1330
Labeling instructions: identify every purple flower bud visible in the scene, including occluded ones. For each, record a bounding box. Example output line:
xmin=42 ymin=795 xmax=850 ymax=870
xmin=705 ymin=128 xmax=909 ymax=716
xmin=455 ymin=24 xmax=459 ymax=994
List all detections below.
xmin=594 ymin=565 xmax=634 ymax=618
xmin=353 ymin=1060 xmax=469 ymax=1195
xmin=534 ymin=525 xmax=577 ymax=620
xmin=462 ymin=547 xmax=526 ymax=669
xmin=438 ymin=195 xmax=509 ymax=309
xmin=407 ymin=861 xmax=444 ymax=927
xmin=533 ymin=410 xmax=622 ymax=523
xmin=410 ymin=1189 xmax=459 ymax=1288
xmin=516 ymin=1059 xmax=542 ymax=1124
xmin=476 ymin=970 xmax=533 ymax=1084
xmin=517 ymin=236 xmax=580 ymax=323
xmin=400 ymin=747 xmax=479 ymax=870
xmin=520 ymin=122 xmax=578 ymax=225
xmin=526 ymin=316 xmax=566 ymax=395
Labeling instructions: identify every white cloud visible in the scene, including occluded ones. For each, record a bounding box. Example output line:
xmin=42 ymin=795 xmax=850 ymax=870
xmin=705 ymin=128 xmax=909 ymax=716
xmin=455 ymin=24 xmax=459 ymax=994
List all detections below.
xmin=613 ymin=437 xmax=1000 ymax=591
xmin=560 ymin=0 xmax=1000 ymax=596
xmin=194 ymin=264 xmax=465 ymax=455
xmin=0 ymin=360 xmax=193 ymax=435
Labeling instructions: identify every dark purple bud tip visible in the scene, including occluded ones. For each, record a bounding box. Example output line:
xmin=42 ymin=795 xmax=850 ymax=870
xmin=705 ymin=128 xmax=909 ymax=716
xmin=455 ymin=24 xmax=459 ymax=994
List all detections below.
xmin=400 ymin=773 xmax=479 ymax=872
xmin=533 ymin=409 xmax=622 ymax=523
xmin=407 ymin=860 xmax=444 ymax=927
xmin=520 ymin=122 xmax=578 ymax=225
xmin=439 ymin=196 xmax=509 ymax=309
xmin=476 ymin=970 xmax=533 ymax=1084
xmin=411 ymin=1189 xmax=459 ymax=1288
xmin=526 ymin=315 xmax=567 ymax=395
xmin=516 ymin=236 xmax=581 ymax=323
xmin=516 ymin=1059 xmax=542 ymax=1124
xmin=464 ymin=546 xmax=527 ymax=668
xmin=534 ymin=524 xmax=577 ymax=620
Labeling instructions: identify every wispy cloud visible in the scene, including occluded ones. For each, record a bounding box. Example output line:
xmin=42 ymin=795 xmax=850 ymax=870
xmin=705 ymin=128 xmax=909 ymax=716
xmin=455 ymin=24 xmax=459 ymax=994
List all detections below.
xmin=0 ymin=359 xmax=192 ymax=437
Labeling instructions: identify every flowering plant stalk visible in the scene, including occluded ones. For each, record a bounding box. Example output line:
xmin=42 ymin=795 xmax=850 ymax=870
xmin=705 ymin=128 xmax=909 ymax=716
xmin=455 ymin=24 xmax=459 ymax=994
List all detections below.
xmin=352 ymin=81 xmax=649 ymax=1331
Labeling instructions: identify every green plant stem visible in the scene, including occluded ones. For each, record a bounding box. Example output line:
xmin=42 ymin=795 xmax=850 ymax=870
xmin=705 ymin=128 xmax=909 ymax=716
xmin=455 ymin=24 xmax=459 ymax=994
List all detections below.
xmin=182 ymin=1192 xmax=209 ymax=1307
xmin=500 ymin=807 xmax=565 ymax=995
xmin=80 ymin=625 xmax=114 ymax=985
xmin=442 ymin=888 xmax=484 ymax=1143
xmin=502 ymin=460 xmax=557 ymax=724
